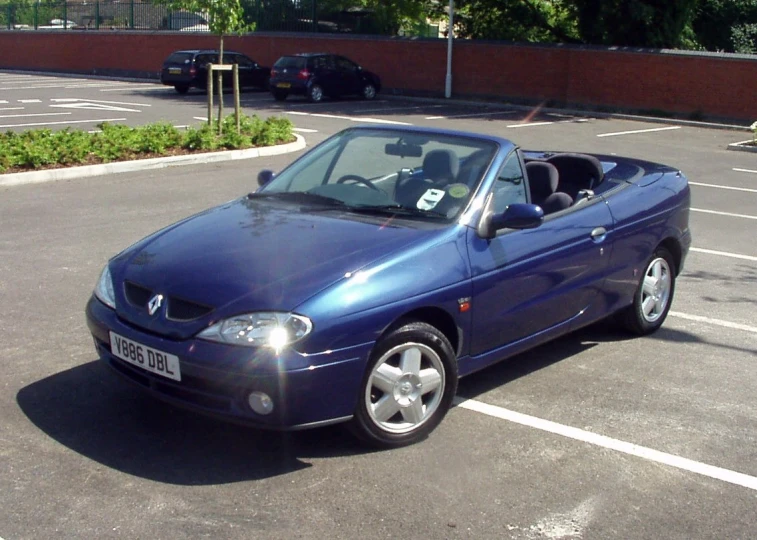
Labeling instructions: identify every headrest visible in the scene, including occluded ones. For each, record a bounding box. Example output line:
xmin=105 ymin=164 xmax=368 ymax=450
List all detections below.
xmin=525 ymin=161 xmax=559 ymax=200
xmin=423 ymin=149 xmax=460 ymax=183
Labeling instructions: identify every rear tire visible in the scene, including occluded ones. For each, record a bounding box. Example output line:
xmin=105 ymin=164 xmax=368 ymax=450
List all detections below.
xmin=361 ymin=82 xmax=377 ymax=100
xmin=308 ymin=84 xmax=324 ymax=103
xmin=174 ymin=84 xmax=189 ymax=94
xmin=617 ymin=247 xmax=676 ymax=335
xmin=272 ymin=90 xmax=288 ymax=101
xmin=349 ymin=322 xmax=458 ymax=449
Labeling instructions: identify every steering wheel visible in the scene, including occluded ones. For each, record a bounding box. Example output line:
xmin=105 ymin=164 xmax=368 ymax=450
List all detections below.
xmin=336 ymin=174 xmax=380 ymax=191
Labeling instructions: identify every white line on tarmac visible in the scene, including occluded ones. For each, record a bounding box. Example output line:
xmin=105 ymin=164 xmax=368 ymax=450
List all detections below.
xmin=691 ymin=208 xmax=757 ymax=220
xmin=597 ymin=126 xmax=681 ymax=138
xmin=0 ymin=117 xmax=127 ymax=129
xmin=0 ymin=107 xmax=24 ymax=111
xmin=309 ymin=113 xmax=411 ymax=125
xmin=193 ymin=116 xmax=207 ymax=121
xmin=690 ymin=247 xmax=757 ymax=262
xmin=100 ymin=86 xmax=169 ymax=93
xmin=18 ymin=99 xmax=41 ymax=103
xmin=670 ymin=312 xmax=757 ymax=334
xmin=733 ymin=168 xmax=757 ymax=175
xmin=454 ymin=397 xmax=757 ymax=492
xmin=689 ymin=182 xmax=757 ymax=194
xmin=425 ymin=110 xmax=516 ymax=120
xmin=285 ymin=111 xmax=310 ymax=116
xmin=361 ymin=104 xmax=443 ymax=113
xmin=51 ymin=98 xmax=152 ymax=107
xmin=507 ymin=121 xmax=556 ymax=128
xmin=293 ymin=127 xmax=318 ymax=133
xmin=0 ymin=100 xmax=7 ymax=103
xmin=0 ymin=112 xmax=70 ymax=119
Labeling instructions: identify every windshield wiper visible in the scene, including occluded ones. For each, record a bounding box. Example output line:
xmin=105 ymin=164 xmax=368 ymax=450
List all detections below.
xmin=247 ymin=191 xmax=347 ymax=207
xmin=348 ymin=204 xmax=449 ymax=219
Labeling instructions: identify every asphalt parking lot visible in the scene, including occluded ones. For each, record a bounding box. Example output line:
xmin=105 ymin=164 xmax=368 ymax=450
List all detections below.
xmin=1 ymin=71 xmax=756 ymax=539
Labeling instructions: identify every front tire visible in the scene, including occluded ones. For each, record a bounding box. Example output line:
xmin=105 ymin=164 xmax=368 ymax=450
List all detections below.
xmin=350 ymin=322 xmax=458 ymax=449
xmin=618 ymin=247 xmax=676 ymax=335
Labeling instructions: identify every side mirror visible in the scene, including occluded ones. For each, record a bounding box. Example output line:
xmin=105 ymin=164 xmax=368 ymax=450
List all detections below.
xmin=258 ymin=169 xmax=276 ymax=187
xmin=478 ymin=203 xmax=543 ymax=239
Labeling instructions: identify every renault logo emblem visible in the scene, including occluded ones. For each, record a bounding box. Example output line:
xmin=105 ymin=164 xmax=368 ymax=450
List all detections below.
xmin=147 ymin=294 xmax=164 ymax=316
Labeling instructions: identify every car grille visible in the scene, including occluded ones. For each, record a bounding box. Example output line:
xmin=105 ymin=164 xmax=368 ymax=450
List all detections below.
xmin=124 ymin=281 xmax=213 ymax=321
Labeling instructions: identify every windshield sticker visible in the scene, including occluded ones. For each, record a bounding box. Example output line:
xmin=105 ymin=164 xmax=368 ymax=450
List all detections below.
xmin=417 ymin=188 xmax=446 ymax=210
xmin=447 ymin=183 xmax=470 ymax=199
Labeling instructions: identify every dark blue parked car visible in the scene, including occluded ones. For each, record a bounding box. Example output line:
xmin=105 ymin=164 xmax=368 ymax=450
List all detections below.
xmin=86 ymin=125 xmax=691 ymax=448
xmin=269 ymin=53 xmax=380 ymax=102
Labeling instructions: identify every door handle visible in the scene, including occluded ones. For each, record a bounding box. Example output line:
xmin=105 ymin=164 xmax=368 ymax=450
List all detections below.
xmin=590 ymin=227 xmax=608 ymax=242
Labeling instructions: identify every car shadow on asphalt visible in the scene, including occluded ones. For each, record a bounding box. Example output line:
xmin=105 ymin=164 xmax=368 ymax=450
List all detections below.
xmin=16 ymin=359 xmax=367 ymax=486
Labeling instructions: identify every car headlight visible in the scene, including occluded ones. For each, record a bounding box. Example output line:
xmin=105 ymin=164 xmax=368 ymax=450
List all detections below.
xmin=197 ymin=312 xmax=313 ymax=349
xmin=94 ymin=265 xmax=116 ymax=309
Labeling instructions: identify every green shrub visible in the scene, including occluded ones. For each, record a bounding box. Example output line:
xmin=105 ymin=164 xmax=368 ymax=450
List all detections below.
xmin=0 ymin=114 xmax=294 ymax=173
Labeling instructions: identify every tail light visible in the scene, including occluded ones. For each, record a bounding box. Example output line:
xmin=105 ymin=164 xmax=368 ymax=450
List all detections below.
xmin=270 ymin=69 xmax=278 ymax=78
xmin=189 ymin=66 xmax=197 ymax=76
xmin=297 ymin=69 xmax=310 ymax=80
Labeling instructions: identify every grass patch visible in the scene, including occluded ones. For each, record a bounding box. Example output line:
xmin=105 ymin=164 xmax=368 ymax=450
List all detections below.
xmin=0 ymin=114 xmax=294 ymax=174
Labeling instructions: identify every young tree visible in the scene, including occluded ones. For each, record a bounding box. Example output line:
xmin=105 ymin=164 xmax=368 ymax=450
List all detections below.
xmin=161 ymin=0 xmax=251 ymax=131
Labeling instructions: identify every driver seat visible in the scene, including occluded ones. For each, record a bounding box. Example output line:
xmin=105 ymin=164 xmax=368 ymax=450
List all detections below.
xmin=395 ymin=149 xmax=460 ymax=206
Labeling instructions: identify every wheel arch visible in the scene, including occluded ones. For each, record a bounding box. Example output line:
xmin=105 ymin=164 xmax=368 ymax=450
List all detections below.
xmin=377 ymin=306 xmax=461 ymax=358
xmin=658 ymin=237 xmax=682 ymax=276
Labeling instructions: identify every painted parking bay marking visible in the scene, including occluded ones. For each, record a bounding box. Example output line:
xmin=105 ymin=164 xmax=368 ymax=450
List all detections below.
xmin=454 ymin=398 xmax=757 ymax=492
xmin=50 ymin=98 xmax=147 ymax=113
xmin=597 ymin=126 xmax=681 ymax=138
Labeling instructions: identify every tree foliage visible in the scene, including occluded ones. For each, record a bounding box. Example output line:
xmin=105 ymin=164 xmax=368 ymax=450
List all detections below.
xmin=691 ymin=0 xmax=757 ymax=53
xmin=567 ymin=0 xmax=699 ymax=48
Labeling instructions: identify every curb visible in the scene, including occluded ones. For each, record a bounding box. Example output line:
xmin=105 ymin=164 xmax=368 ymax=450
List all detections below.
xmin=727 ymin=140 xmax=757 ymax=153
xmin=383 ymin=94 xmax=751 ymax=132
xmin=0 ymin=133 xmax=306 ymax=188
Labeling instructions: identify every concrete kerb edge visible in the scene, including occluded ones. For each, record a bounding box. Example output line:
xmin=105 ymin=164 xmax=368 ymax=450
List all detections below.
xmin=0 ymin=133 xmax=306 ymax=188
xmin=727 ymin=140 xmax=757 ymax=153
xmin=382 ymin=94 xmax=750 ymax=132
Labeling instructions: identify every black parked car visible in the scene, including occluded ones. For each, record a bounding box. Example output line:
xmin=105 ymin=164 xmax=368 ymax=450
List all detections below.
xmin=269 ymin=53 xmax=381 ymax=102
xmin=160 ymin=50 xmax=271 ymax=94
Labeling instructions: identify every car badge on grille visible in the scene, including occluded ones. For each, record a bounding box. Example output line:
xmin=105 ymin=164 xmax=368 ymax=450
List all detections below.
xmin=147 ymin=294 xmax=164 ymax=316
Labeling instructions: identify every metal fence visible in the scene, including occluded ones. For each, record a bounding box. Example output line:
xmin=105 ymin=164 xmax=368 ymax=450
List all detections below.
xmin=0 ymin=0 xmax=439 ymax=36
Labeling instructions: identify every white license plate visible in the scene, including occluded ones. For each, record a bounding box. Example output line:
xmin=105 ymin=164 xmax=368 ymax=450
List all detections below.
xmin=277 ymin=82 xmax=291 ymax=88
xmin=110 ymin=331 xmax=181 ymax=381
xmin=168 ymin=67 xmax=182 ymax=74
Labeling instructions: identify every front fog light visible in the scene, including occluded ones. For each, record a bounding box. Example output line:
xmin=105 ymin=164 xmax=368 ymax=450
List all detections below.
xmin=248 ymin=391 xmax=274 ymax=415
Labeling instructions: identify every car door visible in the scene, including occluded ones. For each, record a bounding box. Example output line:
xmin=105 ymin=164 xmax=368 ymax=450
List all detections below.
xmin=314 ymin=55 xmax=339 ymax=95
xmin=467 ymin=150 xmax=614 ymax=356
xmin=232 ymin=54 xmax=256 ymax=88
xmin=335 ymin=56 xmax=362 ymax=95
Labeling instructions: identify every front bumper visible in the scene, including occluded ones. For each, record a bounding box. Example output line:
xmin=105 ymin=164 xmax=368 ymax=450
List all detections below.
xmin=86 ymin=296 xmax=371 ymax=429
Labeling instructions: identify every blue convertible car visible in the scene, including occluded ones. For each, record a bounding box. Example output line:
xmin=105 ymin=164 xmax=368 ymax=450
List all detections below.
xmin=86 ymin=125 xmax=691 ymax=448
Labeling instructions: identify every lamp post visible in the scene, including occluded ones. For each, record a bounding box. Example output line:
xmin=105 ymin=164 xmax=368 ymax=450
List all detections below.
xmin=444 ymin=0 xmax=454 ymax=98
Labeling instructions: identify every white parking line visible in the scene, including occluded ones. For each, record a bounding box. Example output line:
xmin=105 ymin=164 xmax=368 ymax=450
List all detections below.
xmin=689 ymin=182 xmax=757 ymax=194
xmin=0 ymin=112 xmax=70 ymax=119
xmin=361 ymin=104 xmax=443 ymax=114
xmin=100 ymin=86 xmax=169 ymax=93
xmin=690 ymin=247 xmax=757 ymax=262
xmin=691 ymin=208 xmax=757 ymax=220
xmin=670 ymin=312 xmax=757 ymax=334
xmin=51 ymin=98 xmax=152 ymax=107
xmin=733 ymin=168 xmax=757 ymax=175
xmin=454 ymin=398 xmax=757 ymax=492
xmin=425 ymin=110 xmax=516 ymax=120
xmin=507 ymin=121 xmax=556 ymax=128
xmin=18 ymin=99 xmax=41 ymax=103
xmin=0 ymin=117 xmax=127 ymax=129
xmin=293 ymin=127 xmax=318 ymax=133
xmin=309 ymin=113 xmax=411 ymax=125
xmin=0 ymin=100 xmax=7 ymax=103
xmin=285 ymin=111 xmax=310 ymax=116
xmin=597 ymin=126 xmax=681 ymax=138
xmin=0 ymin=107 xmax=24 ymax=111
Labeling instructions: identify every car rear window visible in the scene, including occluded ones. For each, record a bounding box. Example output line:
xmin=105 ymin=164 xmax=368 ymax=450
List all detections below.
xmin=274 ymin=56 xmax=307 ymax=70
xmin=166 ymin=52 xmax=194 ymax=64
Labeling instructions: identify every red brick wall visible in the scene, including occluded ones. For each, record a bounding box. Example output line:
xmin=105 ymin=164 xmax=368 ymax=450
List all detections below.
xmin=1 ymin=31 xmax=755 ymax=122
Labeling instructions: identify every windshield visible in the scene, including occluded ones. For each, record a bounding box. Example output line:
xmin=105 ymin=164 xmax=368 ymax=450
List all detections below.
xmin=259 ymin=128 xmax=498 ymax=221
